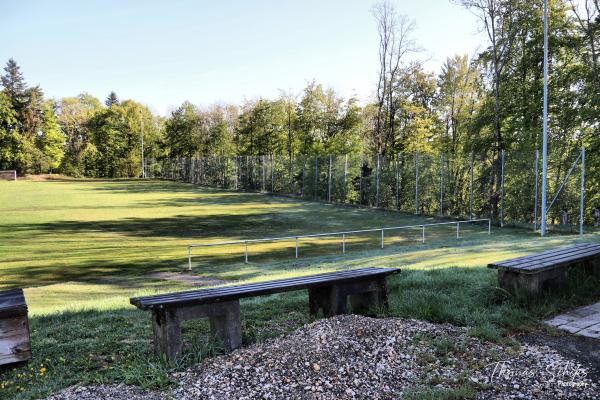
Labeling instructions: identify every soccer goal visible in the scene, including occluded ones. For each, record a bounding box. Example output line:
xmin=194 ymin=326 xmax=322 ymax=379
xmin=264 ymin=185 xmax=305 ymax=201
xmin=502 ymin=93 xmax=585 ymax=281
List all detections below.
xmin=0 ymin=170 xmax=16 ymax=181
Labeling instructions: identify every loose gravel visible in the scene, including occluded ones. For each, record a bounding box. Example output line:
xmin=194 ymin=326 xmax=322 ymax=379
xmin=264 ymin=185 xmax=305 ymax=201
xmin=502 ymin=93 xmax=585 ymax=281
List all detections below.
xmin=47 ymin=315 xmax=599 ymax=399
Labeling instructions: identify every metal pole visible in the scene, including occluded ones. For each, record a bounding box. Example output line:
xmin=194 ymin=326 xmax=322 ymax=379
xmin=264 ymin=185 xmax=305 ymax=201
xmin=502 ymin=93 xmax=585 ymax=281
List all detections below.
xmin=469 ymin=152 xmax=474 ymax=220
xmin=301 ymin=155 xmax=305 ymax=197
xmin=395 ymin=153 xmax=400 ymax=211
xmin=342 ymin=233 xmax=346 ymax=254
xmin=271 ymin=154 xmax=275 ymax=193
xmin=488 ymin=219 xmax=491 ymax=234
xmin=456 ymin=222 xmax=460 ymax=239
xmin=295 ymin=237 xmax=299 ymax=258
xmin=245 ymin=241 xmax=248 ymax=263
xmin=381 ymin=229 xmax=384 ymax=249
xmin=534 ymin=150 xmax=539 ymax=231
xmin=421 ymin=225 xmax=425 ymax=243
xmin=541 ymin=0 xmax=549 ymax=237
xmin=415 ymin=152 xmax=420 ymax=214
xmin=314 ymin=157 xmax=318 ymax=200
xmin=376 ymin=154 xmax=380 ymax=208
xmin=328 ymin=155 xmax=332 ymax=202
xmin=262 ymin=155 xmax=265 ymax=192
xmin=344 ymin=154 xmax=348 ymax=202
xmin=500 ymin=149 xmax=505 ymax=227
xmin=359 ymin=154 xmax=363 ymax=205
xmin=187 ymin=245 xmax=192 ymax=272
xmin=140 ymin=118 xmax=145 ymax=178
xmin=580 ymin=147 xmax=585 ymax=236
xmin=440 ymin=154 xmax=444 ymax=216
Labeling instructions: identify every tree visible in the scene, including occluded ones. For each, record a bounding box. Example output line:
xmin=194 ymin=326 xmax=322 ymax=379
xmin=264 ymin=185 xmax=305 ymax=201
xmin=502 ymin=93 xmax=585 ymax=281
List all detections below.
xmin=37 ymin=101 xmax=65 ymax=171
xmin=0 ymin=92 xmax=19 ymax=170
xmin=1 ymin=59 xmax=27 ymax=119
xmin=57 ymin=93 xmax=103 ymax=176
xmin=372 ymin=1 xmax=418 ymax=155
xmin=105 ymin=91 xmax=120 ymax=107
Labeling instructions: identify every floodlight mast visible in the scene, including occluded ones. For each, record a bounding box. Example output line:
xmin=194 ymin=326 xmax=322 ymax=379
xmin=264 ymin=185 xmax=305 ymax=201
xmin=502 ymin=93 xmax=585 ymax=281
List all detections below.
xmin=540 ymin=0 xmax=549 ymax=236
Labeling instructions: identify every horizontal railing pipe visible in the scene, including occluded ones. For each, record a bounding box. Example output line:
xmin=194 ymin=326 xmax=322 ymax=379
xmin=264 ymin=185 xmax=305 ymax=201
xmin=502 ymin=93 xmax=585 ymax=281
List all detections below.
xmin=186 ymin=219 xmax=491 ymax=269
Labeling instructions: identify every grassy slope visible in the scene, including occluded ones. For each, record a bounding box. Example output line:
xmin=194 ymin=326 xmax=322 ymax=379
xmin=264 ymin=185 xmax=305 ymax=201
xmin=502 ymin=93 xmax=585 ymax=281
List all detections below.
xmin=0 ymin=178 xmax=598 ymax=399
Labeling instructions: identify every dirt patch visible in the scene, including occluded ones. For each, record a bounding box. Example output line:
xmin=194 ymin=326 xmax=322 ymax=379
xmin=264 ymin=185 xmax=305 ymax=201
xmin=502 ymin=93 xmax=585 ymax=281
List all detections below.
xmin=150 ymin=272 xmax=229 ymax=287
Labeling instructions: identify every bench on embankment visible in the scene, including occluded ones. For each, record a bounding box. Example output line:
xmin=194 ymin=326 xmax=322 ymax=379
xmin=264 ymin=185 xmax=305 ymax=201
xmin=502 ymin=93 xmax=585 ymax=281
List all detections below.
xmin=488 ymin=243 xmax=600 ymax=296
xmin=130 ymin=267 xmax=400 ymax=360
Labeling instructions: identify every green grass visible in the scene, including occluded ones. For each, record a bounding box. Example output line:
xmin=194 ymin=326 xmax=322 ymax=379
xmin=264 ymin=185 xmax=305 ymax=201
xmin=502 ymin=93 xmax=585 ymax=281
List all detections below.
xmin=0 ymin=178 xmax=599 ymax=399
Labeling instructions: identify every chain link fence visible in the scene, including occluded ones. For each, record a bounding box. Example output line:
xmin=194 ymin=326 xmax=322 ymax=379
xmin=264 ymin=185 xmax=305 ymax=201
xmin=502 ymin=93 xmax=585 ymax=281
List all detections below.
xmin=145 ymin=148 xmax=589 ymax=231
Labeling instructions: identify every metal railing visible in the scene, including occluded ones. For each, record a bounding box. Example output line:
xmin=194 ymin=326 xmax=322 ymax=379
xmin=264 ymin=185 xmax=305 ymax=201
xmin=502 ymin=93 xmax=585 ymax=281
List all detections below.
xmin=186 ymin=218 xmax=491 ymax=271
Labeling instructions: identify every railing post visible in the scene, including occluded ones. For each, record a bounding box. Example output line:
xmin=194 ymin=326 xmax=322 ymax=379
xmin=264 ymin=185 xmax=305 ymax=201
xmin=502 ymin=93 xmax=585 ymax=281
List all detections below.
xmin=488 ymin=219 xmax=491 ymax=234
xmin=381 ymin=229 xmax=384 ymax=249
xmin=580 ymin=147 xmax=585 ymax=236
xmin=342 ymin=233 xmax=346 ymax=254
xmin=187 ymin=245 xmax=192 ymax=272
xmin=456 ymin=222 xmax=460 ymax=239
xmin=295 ymin=237 xmax=299 ymax=258
xmin=245 ymin=241 xmax=248 ymax=263
xmin=421 ymin=225 xmax=425 ymax=243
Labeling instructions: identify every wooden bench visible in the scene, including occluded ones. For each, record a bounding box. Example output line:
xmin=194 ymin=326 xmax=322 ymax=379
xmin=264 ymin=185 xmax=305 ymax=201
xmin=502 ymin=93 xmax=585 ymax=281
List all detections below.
xmin=488 ymin=243 xmax=600 ymax=296
xmin=0 ymin=289 xmax=32 ymax=366
xmin=130 ymin=267 xmax=400 ymax=360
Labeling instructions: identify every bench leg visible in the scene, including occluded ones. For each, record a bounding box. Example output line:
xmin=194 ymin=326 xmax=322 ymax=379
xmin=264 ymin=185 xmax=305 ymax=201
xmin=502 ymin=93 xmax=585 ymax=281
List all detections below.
xmin=151 ymin=309 xmax=182 ymax=360
xmin=309 ymin=278 xmax=390 ymax=317
xmin=350 ymin=278 xmax=388 ymax=314
xmin=208 ymin=300 xmax=242 ymax=351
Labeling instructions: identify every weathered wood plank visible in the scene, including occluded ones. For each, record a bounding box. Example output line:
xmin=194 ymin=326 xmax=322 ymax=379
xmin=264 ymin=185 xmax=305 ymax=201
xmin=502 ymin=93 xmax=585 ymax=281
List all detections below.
xmin=131 ymin=267 xmax=400 ymax=309
xmin=491 ymin=244 xmax=600 ymax=270
xmin=0 ymin=315 xmax=31 ymax=365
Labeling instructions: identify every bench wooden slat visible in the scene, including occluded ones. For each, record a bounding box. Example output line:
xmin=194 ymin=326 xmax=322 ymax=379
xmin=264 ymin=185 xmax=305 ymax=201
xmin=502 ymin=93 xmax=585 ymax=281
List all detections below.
xmin=491 ymin=243 xmax=599 ymax=269
xmin=133 ymin=267 xmax=386 ymax=306
xmin=0 ymin=289 xmax=27 ymax=318
xmin=516 ymin=247 xmax=600 ymax=272
xmin=134 ymin=268 xmax=385 ymax=306
xmin=131 ymin=267 xmax=399 ymax=310
xmin=489 ymin=244 xmax=600 ymax=271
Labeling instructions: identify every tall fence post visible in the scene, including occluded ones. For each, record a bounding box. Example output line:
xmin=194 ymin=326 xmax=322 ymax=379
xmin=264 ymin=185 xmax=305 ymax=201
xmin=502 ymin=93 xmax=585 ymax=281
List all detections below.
xmin=534 ymin=149 xmax=539 ymax=231
xmin=415 ymin=152 xmax=420 ymax=214
xmin=440 ymin=153 xmax=444 ymax=217
xmin=376 ymin=154 xmax=381 ymax=208
xmin=301 ymin=155 xmax=306 ymax=197
xmin=271 ymin=154 xmax=275 ymax=193
xmin=500 ymin=149 xmax=505 ymax=227
xmin=314 ymin=156 xmax=318 ymax=200
xmin=469 ymin=152 xmax=474 ymax=220
xmin=395 ymin=153 xmax=400 ymax=210
xmin=580 ymin=147 xmax=585 ymax=236
xmin=359 ymin=154 xmax=363 ymax=205
xmin=344 ymin=154 xmax=348 ymax=202
xmin=328 ymin=155 xmax=332 ymax=202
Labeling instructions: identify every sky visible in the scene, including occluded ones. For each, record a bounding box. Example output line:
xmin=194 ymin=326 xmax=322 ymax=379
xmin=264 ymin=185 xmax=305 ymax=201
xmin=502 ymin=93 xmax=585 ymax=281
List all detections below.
xmin=0 ymin=0 xmax=483 ymax=115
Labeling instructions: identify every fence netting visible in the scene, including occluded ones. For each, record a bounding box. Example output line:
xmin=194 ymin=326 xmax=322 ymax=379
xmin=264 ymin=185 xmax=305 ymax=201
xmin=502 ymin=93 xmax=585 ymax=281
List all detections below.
xmin=145 ymin=148 xmax=588 ymax=230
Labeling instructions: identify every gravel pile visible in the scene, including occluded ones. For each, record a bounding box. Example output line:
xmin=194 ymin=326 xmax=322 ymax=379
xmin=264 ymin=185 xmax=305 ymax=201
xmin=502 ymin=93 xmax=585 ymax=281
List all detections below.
xmin=47 ymin=315 xmax=599 ymax=399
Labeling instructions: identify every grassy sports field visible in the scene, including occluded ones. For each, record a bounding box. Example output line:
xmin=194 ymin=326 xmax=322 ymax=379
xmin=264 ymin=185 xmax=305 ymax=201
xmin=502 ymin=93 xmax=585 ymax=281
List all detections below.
xmin=0 ymin=178 xmax=599 ymax=399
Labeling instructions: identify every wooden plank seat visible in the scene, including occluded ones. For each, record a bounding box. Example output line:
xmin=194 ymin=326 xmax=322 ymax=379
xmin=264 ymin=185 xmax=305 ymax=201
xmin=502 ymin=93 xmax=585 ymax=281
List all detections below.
xmin=488 ymin=243 xmax=600 ymax=296
xmin=130 ymin=267 xmax=400 ymax=360
xmin=0 ymin=288 xmax=32 ymax=366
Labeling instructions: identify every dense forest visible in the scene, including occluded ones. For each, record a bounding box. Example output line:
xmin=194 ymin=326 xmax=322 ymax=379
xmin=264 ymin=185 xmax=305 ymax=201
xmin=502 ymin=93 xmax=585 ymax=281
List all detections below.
xmin=0 ymin=0 xmax=598 ymax=222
